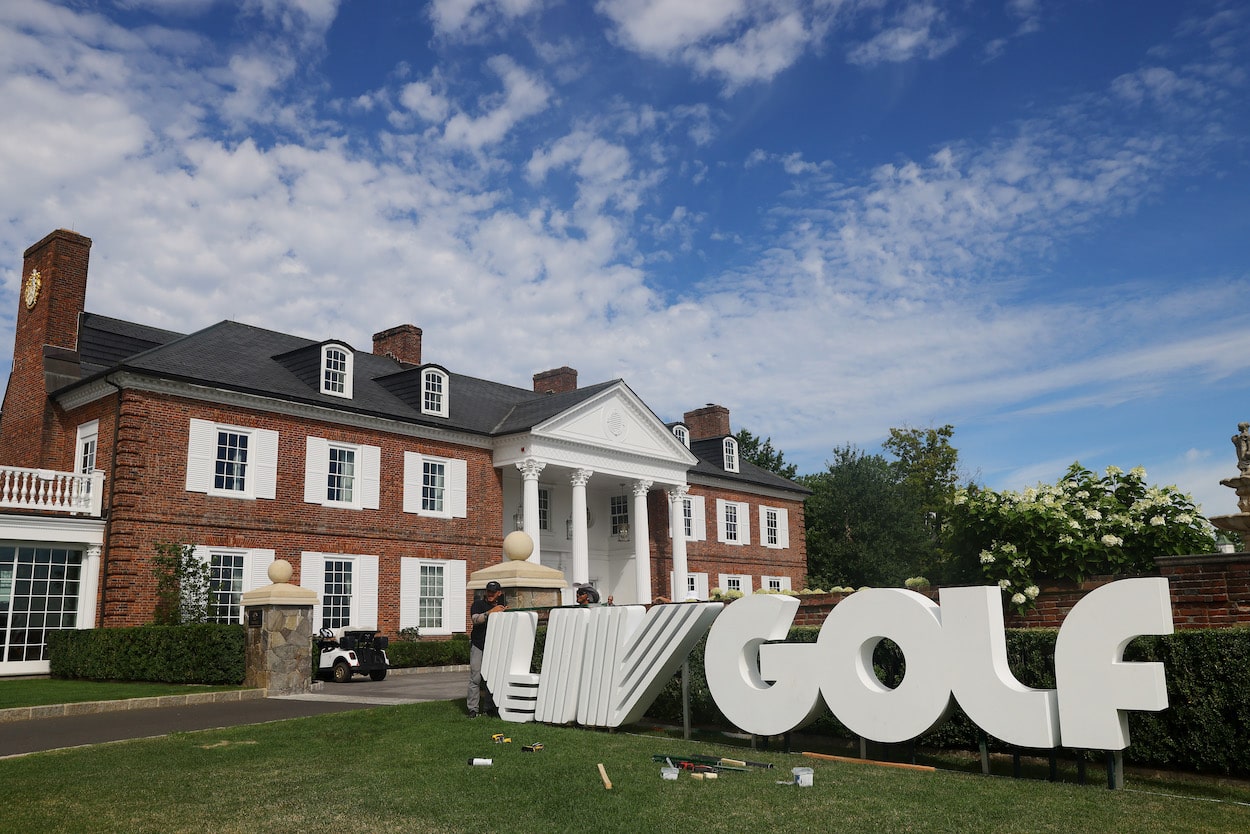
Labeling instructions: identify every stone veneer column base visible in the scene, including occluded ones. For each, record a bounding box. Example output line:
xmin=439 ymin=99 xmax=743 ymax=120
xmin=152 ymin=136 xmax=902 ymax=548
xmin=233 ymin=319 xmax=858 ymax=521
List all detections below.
xmin=244 ymin=603 xmax=315 ymax=695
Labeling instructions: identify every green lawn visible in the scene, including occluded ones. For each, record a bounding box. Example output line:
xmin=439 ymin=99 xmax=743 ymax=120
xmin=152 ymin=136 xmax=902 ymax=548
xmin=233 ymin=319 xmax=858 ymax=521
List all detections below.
xmin=2 ymin=700 xmax=1247 ymax=833
xmin=0 ymin=679 xmax=245 ymax=709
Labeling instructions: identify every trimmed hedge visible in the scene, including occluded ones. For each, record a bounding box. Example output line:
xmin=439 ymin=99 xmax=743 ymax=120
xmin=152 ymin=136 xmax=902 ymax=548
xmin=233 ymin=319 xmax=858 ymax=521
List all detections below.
xmin=386 ymin=635 xmax=471 ymax=668
xmin=47 ymin=624 xmax=246 ymax=685
xmin=642 ymin=626 xmax=1250 ymax=777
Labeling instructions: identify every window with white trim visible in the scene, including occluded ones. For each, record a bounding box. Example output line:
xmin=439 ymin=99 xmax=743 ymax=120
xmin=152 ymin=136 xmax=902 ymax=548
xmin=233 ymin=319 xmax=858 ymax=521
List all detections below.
xmin=75 ymin=420 xmax=99 ymax=499
xmin=321 ymin=344 xmax=353 ymax=398
xmin=186 ymin=419 xmax=279 ymax=500
xmin=400 ymin=557 xmax=467 ymax=635
xmin=304 ymin=437 xmax=380 ymax=509
xmin=301 ymin=552 xmax=379 ymax=630
xmin=403 ymin=453 xmax=468 ymax=518
xmin=723 ymin=437 xmax=739 ymax=473
xmin=718 ymin=573 xmax=753 ymax=594
xmin=716 ymin=499 xmax=751 ymax=545
xmin=538 ymin=487 xmax=551 ymax=531
xmin=670 ymin=571 xmax=709 ymax=601
xmin=422 ymin=368 xmax=449 ymax=417
xmin=192 ymin=547 xmax=275 ymax=625
xmin=759 ymin=506 xmax=790 ymax=549
xmin=763 ymin=575 xmax=792 ymax=592
xmin=679 ymin=495 xmax=706 ymax=542
xmin=673 ymin=425 xmax=689 ymax=448
xmin=610 ymin=494 xmax=629 ymax=536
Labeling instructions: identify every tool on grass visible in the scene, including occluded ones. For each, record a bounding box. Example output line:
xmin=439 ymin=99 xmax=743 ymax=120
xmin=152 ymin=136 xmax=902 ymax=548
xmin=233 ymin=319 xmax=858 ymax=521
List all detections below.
xmin=650 ymin=755 xmax=747 ymax=772
xmin=801 ymin=751 xmax=935 ymax=773
xmin=598 ymin=763 xmax=612 ymax=790
xmin=491 ymin=733 xmax=512 ymax=743
xmin=522 ymin=743 xmax=544 ymax=752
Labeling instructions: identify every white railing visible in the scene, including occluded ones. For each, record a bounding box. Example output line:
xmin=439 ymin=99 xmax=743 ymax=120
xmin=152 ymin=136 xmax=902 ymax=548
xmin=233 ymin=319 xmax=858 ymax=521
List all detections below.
xmin=0 ymin=466 xmax=104 ymax=517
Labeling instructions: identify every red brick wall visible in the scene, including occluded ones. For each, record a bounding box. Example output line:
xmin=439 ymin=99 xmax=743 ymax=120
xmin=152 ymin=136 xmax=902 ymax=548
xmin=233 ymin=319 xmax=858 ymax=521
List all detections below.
xmin=89 ymin=389 xmax=503 ymax=630
xmin=785 ymin=553 xmax=1250 ymax=630
xmin=647 ymin=483 xmax=807 ymax=600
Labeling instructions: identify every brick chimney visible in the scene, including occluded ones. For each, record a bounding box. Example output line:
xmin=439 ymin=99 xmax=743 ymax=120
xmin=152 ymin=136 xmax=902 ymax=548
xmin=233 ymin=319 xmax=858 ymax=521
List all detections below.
xmin=683 ymin=404 xmax=731 ymax=440
xmin=373 ymin=324 xmax=422 ymax=366
xmin=533 ymin=366 xmax=578 ymax=395
xmin=0 ymin=229 xmax=92 ymax=467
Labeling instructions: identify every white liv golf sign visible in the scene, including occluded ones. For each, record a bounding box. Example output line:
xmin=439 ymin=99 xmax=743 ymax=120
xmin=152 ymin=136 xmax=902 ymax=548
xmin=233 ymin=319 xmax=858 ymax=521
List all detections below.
xmin=481 ymin=578 xmax=1173 ymax=750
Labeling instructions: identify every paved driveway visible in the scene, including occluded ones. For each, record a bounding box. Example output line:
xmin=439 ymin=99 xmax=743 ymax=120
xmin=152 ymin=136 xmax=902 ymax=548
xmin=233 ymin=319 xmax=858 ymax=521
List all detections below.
xmin=0 ymin=667 xmax=467 ymax=759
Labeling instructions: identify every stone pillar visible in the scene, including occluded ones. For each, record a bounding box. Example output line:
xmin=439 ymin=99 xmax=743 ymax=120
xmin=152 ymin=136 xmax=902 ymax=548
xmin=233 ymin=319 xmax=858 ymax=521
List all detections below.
xmin=241 ymin=559 xmax=318 ymax=696
xmin=78 ymin=545 xmax=101 ymax=629
xmin=517 ymin=459 xmax=546 ymax=564
xmin=668 ymin=485 xmax=691 ymax=600
xmin=632 ymin=479 xmax=653 ymax=603
xmin=571 ymin=468 xmax=593 ymax=585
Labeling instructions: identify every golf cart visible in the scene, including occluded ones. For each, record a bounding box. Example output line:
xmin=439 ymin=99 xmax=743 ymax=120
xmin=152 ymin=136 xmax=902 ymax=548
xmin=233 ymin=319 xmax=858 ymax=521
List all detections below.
xmin=316 ymin=627 xmax=390 ymax=682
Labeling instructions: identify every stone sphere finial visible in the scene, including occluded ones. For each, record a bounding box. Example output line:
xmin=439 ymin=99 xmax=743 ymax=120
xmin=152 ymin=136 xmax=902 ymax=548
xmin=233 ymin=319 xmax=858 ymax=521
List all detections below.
xmin=503 ymin=530 xmax=535 ymax=561
xmin=267 ymin=559 xmax=294 ymax=584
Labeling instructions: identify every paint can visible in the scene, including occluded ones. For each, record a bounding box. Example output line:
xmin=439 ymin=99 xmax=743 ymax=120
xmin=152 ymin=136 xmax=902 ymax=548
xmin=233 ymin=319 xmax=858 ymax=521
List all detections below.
xmin=791 ymin=766 xmax=813 ymax=787
xmin=468 ymin=758 xmax=493 ymax=766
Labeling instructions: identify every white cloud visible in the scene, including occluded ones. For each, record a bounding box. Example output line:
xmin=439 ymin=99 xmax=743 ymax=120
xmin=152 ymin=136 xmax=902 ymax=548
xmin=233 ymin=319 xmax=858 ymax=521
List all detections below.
xmin=429 ymin=0 xmax=545 ymax=39
xmin=442 ymin=55 xmax=552 ymax=149
xmin=399 ymin=80 xmax=451 ymax=123
xmin=845 ymin=1 xmax=960 ymax=66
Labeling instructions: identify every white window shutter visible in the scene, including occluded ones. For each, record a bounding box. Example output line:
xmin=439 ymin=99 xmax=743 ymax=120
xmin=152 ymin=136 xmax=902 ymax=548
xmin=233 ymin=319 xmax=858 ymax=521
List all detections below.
xmin=740 ymin=575 xmax=754 ymax=593
xmin=253 ymin=429 xmax=279 ymax=500
xmin=399 ymin=557 xmax=419 ymax=631
xmin=448 ymin=458 xmax=468 ymax=518
xmin=361 ymin=445 xmax=381 ymax=509
xmin=192 ymin=545 xmax=211 ymax=567
xmin=717 ymin=573 xmax=730 ymax=591
xmin=777 ymin=508 xmax=790 ymax=548
xmin=693 ymin=573 xmax=709 ymax=600
xmin=300 ymin=553 xmax=325 ymax=627
xmin=691 ymin=496 xmax=706 ymax=541
xmin=304 ymin=437 xmax=328 ymax=504
xmin=738 ymin=502 xmax=751 ymax=545
xmin=402 ymin=452 xmax=422 ymax=514
xmin=758 ymin=506 xmax=769 ymax=546
xmin=186 ymin=419 xmax=215 ymax=493
xmin=446 ymin=560 xmax=467 ymax=633
xmin=357 ymin=555 xmax=379 ymax=630
xmin=246 ymin=549 xmax=276 ymax=592
xmin=715 ymin=499 xmax=728 ymax=543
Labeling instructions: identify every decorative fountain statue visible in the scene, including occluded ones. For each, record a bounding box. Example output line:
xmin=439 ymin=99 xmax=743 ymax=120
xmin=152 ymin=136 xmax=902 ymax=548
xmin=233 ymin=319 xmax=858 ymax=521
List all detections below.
xmin=1210 ymin=422 xmax=1250 ymax=551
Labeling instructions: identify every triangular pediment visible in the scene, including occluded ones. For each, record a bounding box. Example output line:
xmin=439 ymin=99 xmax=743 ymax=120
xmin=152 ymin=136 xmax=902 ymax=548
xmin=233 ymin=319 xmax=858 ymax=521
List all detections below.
xmin=533 ymin=383 xmax=696 ymax=466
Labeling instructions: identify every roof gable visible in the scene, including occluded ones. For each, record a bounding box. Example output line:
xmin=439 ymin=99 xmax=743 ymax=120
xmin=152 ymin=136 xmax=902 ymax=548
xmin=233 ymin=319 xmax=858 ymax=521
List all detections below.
xmin=532 ymin=382 xmax=696 ymax=466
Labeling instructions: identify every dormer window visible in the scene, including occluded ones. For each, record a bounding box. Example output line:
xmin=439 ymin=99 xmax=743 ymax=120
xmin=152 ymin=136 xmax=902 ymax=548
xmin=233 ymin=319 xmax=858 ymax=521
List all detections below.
xmin=322 ymin=344 xmax=353 ymax=399
xmin=723 ymin=437 xmax=739 ymax=473
xmin=422 ymin=367 xmax=449 ymax=417
xmin=673 ymin=425 xmax=689 ymax=448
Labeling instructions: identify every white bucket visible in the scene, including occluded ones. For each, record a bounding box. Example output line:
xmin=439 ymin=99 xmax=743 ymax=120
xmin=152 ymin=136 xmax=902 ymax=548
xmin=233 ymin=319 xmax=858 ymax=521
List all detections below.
xmin=792 ymin=766 xmax=813 ymax=787
xmin=661 ymin=767 xmax=679 ymax=780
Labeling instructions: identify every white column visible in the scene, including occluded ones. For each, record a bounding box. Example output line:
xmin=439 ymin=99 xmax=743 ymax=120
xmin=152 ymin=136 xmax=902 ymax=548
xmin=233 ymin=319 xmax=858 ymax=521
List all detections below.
xmin=668 ymin=485 xmax=691 ymax=601
xmin=570 ymin=468 xmax=593 ymax=585
xmin=632 ymin=480 xmax=653 ymax=603
xmin=78 ymin=545 xmax=102 ymax=628
xmin=517 ymin=459 xmax=546 ymax=564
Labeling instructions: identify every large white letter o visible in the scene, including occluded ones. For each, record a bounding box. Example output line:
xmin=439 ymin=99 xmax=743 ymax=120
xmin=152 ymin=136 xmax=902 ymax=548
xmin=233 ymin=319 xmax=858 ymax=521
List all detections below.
xmin=816 ymin=588 xmax=952 ymax=743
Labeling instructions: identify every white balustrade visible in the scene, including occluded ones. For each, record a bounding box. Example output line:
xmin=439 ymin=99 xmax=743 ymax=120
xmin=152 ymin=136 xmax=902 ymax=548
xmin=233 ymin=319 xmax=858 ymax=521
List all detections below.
xmin=0 ymin=466 xmax=104 ymax=516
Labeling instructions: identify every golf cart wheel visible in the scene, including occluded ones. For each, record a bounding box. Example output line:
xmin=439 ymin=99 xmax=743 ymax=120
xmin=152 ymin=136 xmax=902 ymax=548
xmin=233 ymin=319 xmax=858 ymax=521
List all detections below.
xmin=332 ymin=661 xmax=352 ymax=683
xmin=369 ymin=669 xmax=388 ymax=681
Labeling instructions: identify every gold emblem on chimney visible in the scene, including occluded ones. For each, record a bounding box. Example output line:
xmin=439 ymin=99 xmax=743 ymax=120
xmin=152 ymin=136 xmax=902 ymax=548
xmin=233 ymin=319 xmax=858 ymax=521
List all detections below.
xmin=23 ymin=268 xmax=42 ymax=310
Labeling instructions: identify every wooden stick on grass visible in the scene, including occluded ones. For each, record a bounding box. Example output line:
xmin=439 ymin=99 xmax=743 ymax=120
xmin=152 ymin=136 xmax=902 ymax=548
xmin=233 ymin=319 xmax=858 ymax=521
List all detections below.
xmin=802 ymin=751 xmax=936 ymax=773
xmin=598 ymin=763 xmax=612 ymax=790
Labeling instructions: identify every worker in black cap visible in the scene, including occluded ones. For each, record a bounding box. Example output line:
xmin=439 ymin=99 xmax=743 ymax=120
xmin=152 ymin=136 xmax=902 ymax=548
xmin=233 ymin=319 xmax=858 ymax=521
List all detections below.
xmin=467 ymin=580 xmax=506 ymax=718
xmin=576 ymin=584 xmax=611 ymax=605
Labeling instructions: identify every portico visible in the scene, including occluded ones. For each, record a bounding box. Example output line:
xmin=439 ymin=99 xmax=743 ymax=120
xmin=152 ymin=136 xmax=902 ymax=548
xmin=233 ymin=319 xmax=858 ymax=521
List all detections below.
xmin=493 ymin=382 xmax=697 ymax=604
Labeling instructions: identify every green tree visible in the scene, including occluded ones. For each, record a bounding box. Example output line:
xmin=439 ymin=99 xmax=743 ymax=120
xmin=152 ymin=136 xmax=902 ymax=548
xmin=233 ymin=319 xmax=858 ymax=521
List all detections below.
xmin=802 ymin=445 xmax=938 ymax=589
xmin=733 ymin=428 xmax=799 ymax=480
xmin=152 ymin=542 xmax=211 ymax=625
xmin=882 ymin=423 xmax=961 ymax=523
xmin=946 ymin=462 xmax=1217 ymax=612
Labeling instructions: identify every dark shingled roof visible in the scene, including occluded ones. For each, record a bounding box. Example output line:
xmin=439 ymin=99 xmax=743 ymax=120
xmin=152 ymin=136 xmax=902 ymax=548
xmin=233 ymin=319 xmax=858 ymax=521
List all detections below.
xmin=689 ymin=438 xmax=810 ymax=496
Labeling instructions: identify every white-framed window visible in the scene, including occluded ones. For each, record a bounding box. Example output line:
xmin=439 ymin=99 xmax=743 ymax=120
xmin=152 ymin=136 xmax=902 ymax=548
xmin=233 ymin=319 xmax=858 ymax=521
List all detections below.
xmin=75 ymin=420 xmax=99 ymax=499
xmin=759 ymin=506 xmax=790 ymax=549
xmin=304 ymin=437 xmax=380 ymax=509
xmin=610 ymin=494 xmax=629 ymax=536
xmin=421 ymin=368 xmax=449 ymax=417
xmin=400 ymin=557 xmax=467 ymax=635
xmin=716 ymin=499 xmax=751 ymax=545
xmin=679 ymin=495 xmax=706 ymax=542
xmin=670 ymin=571 xmax=709 ymax=601
xmin=723 ymin=437 xmax=739 ymax=473
xmin=194 ymin=547 xmax=275 ymax=624
xmin=321 ymin=344 xmax=353 ymax=399
xmin=403 ymin=452 xmax=467 ymax=518
xmin=301 ymin=552 xmax=379 ymax=630
xmin=538 ymin=487 xmax=551 ymax=531
xmin=718 ymin=573 xmax=754 ymax=594
xmin=673 ymin=425 xmax=689 ymax=448
xmin=762 ymin=575 xmax=792 ymax=592
xmin=186 ymin=419 xmax=279 ymax=500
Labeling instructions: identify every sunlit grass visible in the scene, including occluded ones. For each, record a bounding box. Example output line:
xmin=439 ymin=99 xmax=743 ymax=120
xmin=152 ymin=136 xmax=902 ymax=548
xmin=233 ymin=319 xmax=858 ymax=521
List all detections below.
xmin=0 ymin=679 xmax=245 ymax=709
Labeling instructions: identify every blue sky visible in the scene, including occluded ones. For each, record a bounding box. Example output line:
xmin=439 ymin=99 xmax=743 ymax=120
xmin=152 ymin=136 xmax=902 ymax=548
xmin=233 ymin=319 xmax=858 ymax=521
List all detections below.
xmin=2 ymin=0 xmax=1248 ymax=517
